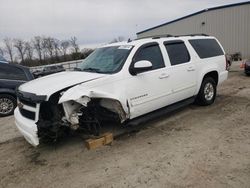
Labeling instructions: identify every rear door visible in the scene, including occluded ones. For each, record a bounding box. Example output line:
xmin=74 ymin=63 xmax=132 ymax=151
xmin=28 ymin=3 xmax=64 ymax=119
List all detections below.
xmin=164 ymin=40 xmax=197 ymax=102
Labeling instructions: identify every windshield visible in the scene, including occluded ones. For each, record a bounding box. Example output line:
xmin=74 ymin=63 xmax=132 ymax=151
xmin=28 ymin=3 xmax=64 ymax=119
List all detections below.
xmin=78 ymin=45 xmax=133 ymax=74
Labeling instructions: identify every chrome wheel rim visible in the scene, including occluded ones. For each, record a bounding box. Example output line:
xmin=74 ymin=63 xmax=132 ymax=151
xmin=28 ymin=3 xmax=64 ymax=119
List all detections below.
xmin=0 ymin=98 xmax=14 ymax=115
xmin=204 ymin=83 xmax=214 ymax=101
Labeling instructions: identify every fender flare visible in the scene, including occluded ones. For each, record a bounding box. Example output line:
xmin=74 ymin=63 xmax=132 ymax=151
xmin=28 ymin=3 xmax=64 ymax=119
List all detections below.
xmin=196 ymin=68 xmax=219 ymax=94
xmin=0 ymin=88 xmax=16 ymax=97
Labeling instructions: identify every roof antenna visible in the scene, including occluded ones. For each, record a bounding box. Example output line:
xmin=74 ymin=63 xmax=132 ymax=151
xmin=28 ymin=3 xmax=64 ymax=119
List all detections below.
xmin=127 ymin=38 xmax=132 ymax=43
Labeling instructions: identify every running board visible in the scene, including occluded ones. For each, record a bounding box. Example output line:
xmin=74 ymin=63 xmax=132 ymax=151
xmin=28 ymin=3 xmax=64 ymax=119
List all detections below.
xmin=126 ymin=97 xmax=195 ymax=128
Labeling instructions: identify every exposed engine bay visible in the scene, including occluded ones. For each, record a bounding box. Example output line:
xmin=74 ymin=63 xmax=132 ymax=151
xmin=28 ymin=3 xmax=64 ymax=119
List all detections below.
xmin=37 ymin=91 xmax=128 ymax=142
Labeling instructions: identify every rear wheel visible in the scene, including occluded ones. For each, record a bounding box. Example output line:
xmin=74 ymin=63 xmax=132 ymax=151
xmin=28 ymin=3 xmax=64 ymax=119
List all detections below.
xmin=196 ymin=77 xmax=217 ymax=106
xmin=0 ymin=94 xmax=17 ymax=117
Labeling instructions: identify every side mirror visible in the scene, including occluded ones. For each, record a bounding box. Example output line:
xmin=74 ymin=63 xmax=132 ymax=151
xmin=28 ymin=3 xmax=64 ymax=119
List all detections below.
xmin=130 ymin=60 xmax=153 ymax=75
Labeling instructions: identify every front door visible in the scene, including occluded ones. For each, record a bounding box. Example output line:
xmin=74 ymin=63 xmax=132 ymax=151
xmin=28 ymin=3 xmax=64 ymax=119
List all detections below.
xmin=126 ymin=43 xmax=173 ymax=119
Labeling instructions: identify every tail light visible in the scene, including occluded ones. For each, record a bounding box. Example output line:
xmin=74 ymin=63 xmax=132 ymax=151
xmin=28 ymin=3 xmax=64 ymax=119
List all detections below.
xmin=240 ymin=60 xmax=245 ymax=69
xmin=225 ymin=55 xmax=229 ymax=70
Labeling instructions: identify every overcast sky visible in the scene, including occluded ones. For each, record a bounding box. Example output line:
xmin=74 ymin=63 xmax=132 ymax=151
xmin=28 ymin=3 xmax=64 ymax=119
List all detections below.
xmin=0 ymin=0 xmax=246 ymax=47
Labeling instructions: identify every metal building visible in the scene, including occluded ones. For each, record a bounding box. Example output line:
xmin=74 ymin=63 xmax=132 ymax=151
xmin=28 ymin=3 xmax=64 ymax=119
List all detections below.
xmin=137 ymin=1 xmax=250 ymax=59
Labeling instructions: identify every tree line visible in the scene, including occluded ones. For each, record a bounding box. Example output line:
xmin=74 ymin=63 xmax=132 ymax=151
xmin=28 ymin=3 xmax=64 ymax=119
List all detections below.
xmin=0 ymin=36 xmax=94 ymax=67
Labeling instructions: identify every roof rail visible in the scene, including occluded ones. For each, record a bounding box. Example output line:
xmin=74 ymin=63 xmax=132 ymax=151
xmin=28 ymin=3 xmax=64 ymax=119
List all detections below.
xmin=136 ymin=33 xmax=209 ymax=40
xmin=152 ymin=34 xmax=173 ymax=39
xmin=174 ymin=33 xmax=209 ymax=37
xmin=135 ymin=34 xmax=173 ymax=40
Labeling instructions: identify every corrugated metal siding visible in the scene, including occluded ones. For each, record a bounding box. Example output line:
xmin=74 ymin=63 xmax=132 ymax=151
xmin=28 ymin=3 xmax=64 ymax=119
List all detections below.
xmin=137 ymin=4 xmax=250 ymax=58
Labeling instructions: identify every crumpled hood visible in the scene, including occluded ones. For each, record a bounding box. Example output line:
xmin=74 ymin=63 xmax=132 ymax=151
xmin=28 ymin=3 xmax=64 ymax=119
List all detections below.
xmin=18 ymin=71 xmax=105 ymax=99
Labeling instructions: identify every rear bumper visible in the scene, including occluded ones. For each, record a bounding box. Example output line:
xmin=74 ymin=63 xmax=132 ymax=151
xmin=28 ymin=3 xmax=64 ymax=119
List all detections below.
xmin=14 ymin=108 xmax=39 ymax=146
xmin=218 ymin=71 xmax=228 ymax=85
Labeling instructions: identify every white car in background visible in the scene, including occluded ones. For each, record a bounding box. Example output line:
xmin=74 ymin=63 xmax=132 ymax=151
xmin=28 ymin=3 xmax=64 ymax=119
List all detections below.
xmin=14 ymin=34 xmax=228 ymax=146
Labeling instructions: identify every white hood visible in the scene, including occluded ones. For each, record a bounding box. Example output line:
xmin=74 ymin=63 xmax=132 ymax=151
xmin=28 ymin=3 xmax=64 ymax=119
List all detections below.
xmin=18 ymin=71 xmax=105 ymax=98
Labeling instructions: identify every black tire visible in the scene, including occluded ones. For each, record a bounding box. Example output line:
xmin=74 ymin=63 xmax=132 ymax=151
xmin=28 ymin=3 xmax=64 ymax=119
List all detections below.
xmin=195 ymin=77 xmax=217 ymax=106
xmin=0 ymin=94 xmax=17 ymax=117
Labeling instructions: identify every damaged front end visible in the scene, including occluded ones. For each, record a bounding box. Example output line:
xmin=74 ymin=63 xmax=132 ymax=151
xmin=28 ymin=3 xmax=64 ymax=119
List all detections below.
xmin=61 ymin=97 xmax=128 ymax=136
xmin=37 ymin=92 xmax=71 ymax=142
xmin=16 ymin=89 xmax=129 ymax=146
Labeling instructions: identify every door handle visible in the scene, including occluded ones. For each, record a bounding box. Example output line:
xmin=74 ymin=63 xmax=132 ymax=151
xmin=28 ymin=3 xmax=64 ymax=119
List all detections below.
xmin=159 ymin=73 xmax=169 ymax=79
xmin=187 ymin=67 xmax=195 ymax=72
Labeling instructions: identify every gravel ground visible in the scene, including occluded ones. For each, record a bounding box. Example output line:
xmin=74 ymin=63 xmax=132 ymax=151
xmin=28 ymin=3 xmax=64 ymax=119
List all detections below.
xmin=0 ymin=116 xmax=21 ymax=144
xmin=0 ymin=63 xmax=249 ymax=188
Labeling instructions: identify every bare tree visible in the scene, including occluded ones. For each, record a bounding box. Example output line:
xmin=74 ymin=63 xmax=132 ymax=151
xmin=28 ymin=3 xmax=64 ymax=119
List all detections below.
xmin=0 ymin=47 xmax=4 ymax=56
xmin=3 ymin=38 xmax=14 ymax=63
xmin=109 ymin=36 xmax=125 ymax=44
xmin=33 ymin=36 xmax=43 ymax=62
xmin=53 ymin=38 xmax=61 ymax=59
xmin=14 ymin=39 xmax=26 ymax=63
xmin=41 ymin=37 xmax=48 ymax=60
xmin=43 ymin=37 xmax=55 ymax=60
xmin=61 ymin=40 xmax=70 ymax=58
xmin=70 ymin=36 xmax=79 ymax=53
xmin=25 ymin=41 xmax=33 ymax=60
xmin=81 ymin=48 xmax=94 ymax=58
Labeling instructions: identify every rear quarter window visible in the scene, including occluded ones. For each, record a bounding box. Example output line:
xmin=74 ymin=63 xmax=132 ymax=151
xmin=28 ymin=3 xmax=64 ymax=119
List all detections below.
xmin=189 ymin=39 xmax=224 ymax=59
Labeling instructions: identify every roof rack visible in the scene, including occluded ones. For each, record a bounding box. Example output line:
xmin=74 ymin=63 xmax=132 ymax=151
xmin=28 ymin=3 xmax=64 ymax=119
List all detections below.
xmin=136 ymin=33 xmax=209 ymax=40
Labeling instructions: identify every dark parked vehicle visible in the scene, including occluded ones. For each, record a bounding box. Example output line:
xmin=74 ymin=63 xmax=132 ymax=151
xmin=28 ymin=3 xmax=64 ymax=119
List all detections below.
xmin=0 ymin=63 xmax=34 ymax=117
xmin=231 ymin=52 xmax=242 ymax=61
xmin=245 ymin=59 xmax=250 ymax=76
xmin=33 ymin=65 xmax=65 ymax=78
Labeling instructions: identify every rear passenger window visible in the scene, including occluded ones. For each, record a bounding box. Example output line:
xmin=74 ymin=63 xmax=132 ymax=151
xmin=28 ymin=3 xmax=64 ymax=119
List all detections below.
xmin=164 ymin=41 xmax=190 ymax=66
xmin=134 ymin=44 xmax=165 ymax=70
xmin=0 ymin=64 xmax=28 ymax=81
xmin=189 ymin=39 xmax=224 ymax=59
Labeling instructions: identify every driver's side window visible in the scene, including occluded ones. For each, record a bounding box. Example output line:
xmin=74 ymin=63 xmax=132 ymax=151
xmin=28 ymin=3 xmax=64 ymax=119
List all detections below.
xmin=133 ymin=44 xmax=165 ymax=70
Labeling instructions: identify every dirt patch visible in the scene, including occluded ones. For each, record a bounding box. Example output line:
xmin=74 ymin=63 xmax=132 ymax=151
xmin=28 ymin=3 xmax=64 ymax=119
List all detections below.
xmin=0 ymin=67 xmax=250 ymax=188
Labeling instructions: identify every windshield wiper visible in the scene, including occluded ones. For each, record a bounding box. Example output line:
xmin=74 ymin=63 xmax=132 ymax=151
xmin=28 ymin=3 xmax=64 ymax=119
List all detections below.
xmin=82 ymin=68 xmax=102 ymax=73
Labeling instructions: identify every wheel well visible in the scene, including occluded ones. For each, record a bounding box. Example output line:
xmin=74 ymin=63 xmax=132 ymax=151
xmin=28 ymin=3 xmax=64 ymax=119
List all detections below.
xmin=0 ymin=92 xmax=16 ymax=99
xmin=203 ymin=71 xmax=218 ymax=85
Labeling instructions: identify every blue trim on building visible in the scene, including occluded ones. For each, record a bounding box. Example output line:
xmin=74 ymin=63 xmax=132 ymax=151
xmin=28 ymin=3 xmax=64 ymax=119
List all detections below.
xmin=137 ymin=1 xmax=250 ymax=35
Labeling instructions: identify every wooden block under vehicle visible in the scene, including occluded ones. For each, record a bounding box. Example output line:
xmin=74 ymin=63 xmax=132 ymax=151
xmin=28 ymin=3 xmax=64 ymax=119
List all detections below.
xmin=85 ymin=133 xmax=113 ymax=150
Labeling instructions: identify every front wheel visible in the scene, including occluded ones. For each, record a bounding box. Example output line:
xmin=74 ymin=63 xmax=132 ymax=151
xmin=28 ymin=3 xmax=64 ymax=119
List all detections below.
xmin=195 ymin=77 xmax=217 ymax=106
xmin=0 ymin=94 xmax=17 ymax=117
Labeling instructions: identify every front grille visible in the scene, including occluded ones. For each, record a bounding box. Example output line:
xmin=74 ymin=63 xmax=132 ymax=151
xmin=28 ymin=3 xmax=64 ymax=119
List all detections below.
xmin=19 ymin=108 xmax=36 ymax=120
xmin=19 ymin=98 xmax=36 ymax=107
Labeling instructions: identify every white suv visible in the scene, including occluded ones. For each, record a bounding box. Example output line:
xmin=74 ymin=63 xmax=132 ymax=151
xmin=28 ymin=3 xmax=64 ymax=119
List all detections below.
xmin=14 ymin=34 xmax=228 ymax=146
